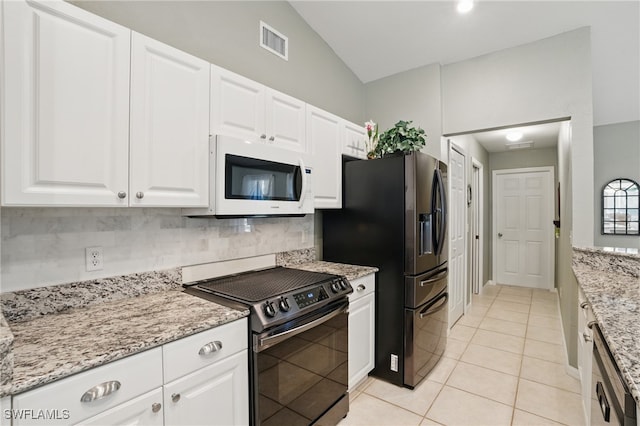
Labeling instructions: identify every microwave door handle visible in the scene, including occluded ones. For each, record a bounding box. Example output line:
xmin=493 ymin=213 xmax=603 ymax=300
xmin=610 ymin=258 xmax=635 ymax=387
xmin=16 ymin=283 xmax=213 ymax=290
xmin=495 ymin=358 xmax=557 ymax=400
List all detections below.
xmin=298 ymin=158 xmax=308 ymax=209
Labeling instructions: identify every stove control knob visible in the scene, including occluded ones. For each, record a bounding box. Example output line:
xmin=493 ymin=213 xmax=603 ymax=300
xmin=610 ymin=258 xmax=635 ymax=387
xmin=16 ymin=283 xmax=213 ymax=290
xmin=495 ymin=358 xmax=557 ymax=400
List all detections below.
xmin=330 ymin=281 xmax=341 ymax=293
xmin=263 ymin=301 xmax=277 ymax=318
xmin=279 ymin=297 xmax=290 ymax=312
xmin=339 ymin=279 xmax=348 ymax=290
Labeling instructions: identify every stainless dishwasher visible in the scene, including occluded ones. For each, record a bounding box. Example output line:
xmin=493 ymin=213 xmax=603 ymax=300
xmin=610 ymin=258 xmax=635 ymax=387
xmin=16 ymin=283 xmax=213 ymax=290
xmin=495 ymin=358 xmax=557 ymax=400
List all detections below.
xmin=591 ymin=323 xmax=636 ymax=425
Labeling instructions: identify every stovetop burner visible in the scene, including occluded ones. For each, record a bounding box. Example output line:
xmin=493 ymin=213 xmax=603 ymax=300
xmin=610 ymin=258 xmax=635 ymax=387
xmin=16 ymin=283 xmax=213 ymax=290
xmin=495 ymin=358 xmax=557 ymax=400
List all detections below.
xmin=185 ymin=266 xmax=353 ymax=332
xmin=194 ymin=267 xmax=339 ymax=302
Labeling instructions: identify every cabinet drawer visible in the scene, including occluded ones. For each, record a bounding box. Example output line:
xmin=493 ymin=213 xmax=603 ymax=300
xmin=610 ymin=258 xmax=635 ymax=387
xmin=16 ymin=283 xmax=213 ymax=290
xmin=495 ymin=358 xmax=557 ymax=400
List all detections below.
xmin=12 ymin=348 xmax=162 ymax=425
xmin=348 ymin=274 xmax=375 ymax=303
xmin=163 ymin=318 xmax=248 ymax=383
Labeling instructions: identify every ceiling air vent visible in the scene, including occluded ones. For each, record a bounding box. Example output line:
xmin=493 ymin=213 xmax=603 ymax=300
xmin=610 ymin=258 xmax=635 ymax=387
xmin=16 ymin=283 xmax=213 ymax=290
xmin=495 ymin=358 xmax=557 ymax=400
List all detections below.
xmin=260 ymin=21 xmax=288 ymax=61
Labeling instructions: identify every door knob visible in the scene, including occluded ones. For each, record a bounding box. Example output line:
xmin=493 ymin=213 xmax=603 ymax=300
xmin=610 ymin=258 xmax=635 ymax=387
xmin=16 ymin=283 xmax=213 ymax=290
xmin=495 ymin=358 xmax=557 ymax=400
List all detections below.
xmin=498 ymin=233 xmax=503 ymax=238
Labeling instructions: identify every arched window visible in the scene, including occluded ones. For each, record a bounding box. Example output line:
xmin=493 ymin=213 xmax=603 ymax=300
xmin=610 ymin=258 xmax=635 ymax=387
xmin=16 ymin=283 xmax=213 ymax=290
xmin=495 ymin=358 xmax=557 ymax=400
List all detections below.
xmin=602 ymin=178 xmax=639 ymax=235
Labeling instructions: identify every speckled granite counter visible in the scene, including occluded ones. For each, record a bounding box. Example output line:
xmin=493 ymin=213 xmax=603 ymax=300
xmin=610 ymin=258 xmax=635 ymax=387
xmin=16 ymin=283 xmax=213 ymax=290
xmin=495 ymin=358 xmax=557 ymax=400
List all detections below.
xmin=275 ymin=247 xmax=379 ymax=281
xmin=0 ymin=269 xmax=248 ymax=398
xmin=290 ymin=261 xmax=378 ymax=281
xmin=572 ymin=246 xmax=640 ymax=403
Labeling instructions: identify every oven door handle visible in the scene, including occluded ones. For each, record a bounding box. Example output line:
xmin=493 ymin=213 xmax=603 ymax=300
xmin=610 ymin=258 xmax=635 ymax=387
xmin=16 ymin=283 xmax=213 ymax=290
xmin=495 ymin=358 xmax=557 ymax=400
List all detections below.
xmin=255 ymin=301 xmax=348 ymax=352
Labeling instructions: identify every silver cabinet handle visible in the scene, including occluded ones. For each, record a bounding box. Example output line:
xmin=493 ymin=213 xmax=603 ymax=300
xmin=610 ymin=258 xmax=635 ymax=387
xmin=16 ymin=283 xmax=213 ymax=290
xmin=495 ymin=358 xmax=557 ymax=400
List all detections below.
xmin=269 ymin=136 xmax=275 ymax=141
xmin=172 ymin=393 xmax=180 ymax=403
xmin=583 ymin=330 xmax=593 ymax=342
xmin=580 ymin=301 xmax=589 ymax=309
xmin=136 ymin=192 xmax=144 ymax=199
xmin=117 ymin=191 xmax=127 ymax=199
xmin=151 ymin=403 xmax=162 ymax=413
xmin=199 ymin=341 xmax=222 ymax=356
xmin=80 ymin=381 xmax=121 ymax=403
xmin=357 ymin=284 xmax=366 ymax=292
xmin=260 ymin=134 xmax=267 ymax=139
xmin=498 ymin=233 xmax=503 ymax=238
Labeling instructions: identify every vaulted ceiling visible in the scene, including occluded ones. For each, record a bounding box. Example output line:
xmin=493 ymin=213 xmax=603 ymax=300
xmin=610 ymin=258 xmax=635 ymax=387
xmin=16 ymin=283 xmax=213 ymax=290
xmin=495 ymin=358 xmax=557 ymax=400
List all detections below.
xmin=290 ymin=1 xmax=640 ymax=128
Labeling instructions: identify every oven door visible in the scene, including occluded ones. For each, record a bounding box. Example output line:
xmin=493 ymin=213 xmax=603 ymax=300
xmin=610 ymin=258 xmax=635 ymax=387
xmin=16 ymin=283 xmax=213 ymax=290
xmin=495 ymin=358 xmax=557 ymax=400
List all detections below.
xmin=251 ymin=300 xmax=349 ymax=426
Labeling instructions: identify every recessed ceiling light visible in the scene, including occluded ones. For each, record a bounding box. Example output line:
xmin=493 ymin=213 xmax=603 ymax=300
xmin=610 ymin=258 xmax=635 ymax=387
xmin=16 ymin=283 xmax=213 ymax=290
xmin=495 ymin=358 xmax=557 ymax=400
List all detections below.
xmin=457 ymin=0 xmax=474 ymax=13
xmin=506 ymin=131 xmax=523 ymax=142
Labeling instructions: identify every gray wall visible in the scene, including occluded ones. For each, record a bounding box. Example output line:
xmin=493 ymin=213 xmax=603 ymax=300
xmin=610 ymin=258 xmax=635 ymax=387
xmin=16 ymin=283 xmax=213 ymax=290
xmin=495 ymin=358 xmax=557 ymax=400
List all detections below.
xmin=364 ymin=64 xmax=443 ymax=161
xmin=71 ymin=1 xmax=366 ymax=123
xmin=593 ymin=120 xmax=640 ymax=249
xmin=441 ymin=28 xmax=593 ymax=249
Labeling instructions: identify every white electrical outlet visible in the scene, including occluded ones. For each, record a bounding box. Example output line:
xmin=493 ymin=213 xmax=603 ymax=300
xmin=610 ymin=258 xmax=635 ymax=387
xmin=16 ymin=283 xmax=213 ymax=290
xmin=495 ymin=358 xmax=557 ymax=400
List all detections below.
xmin=390 ymin=354 xmax=398 ymax=372
xmin=85 ymin=246 xmax=104 ymax=271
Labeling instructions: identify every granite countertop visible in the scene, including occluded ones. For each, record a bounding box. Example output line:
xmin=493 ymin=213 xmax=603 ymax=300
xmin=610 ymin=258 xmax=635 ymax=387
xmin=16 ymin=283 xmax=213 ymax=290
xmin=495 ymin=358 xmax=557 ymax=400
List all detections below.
xmin=572 ymin=246 xmax=640 ymax=404
xmin=0 ymin=249 xmax=376 ymax=399
xmin=290 ymin=260 xmax=378 ymax=281
xmin=0 ymin=269 xmax=248 ymax=398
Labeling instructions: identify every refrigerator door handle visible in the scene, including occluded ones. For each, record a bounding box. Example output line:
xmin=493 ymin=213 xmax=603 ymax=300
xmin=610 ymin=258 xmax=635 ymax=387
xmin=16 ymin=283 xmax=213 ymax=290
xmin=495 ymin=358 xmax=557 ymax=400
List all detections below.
xmin=435 ymin=167 xmax=447 ymax=257
xmin=431 ymin=169 xmax=440 ymax=254
xmin=419 ymin=270 xmax=448 ymax=286
xmin=419 ymin=292 xmax=448 ymax=318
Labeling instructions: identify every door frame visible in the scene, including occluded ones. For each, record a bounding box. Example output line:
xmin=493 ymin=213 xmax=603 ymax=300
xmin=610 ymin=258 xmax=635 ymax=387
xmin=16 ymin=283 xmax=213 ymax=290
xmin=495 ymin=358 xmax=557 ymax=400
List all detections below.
xmin=448 ymin=140 xmax=468 ymax=323
xmin=492 ymin=166 xmax=555 ymax=289
xmin=471 ymin=157 xmax=484 ymax=295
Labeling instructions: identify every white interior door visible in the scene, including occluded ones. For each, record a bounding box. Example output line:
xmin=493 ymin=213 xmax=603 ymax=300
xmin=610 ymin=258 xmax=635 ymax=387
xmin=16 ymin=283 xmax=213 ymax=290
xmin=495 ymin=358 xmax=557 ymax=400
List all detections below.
xmin=449 ymin=145 xmax=466 ymax=326
xmin=493 ymin=168 xmax=554 ymax=289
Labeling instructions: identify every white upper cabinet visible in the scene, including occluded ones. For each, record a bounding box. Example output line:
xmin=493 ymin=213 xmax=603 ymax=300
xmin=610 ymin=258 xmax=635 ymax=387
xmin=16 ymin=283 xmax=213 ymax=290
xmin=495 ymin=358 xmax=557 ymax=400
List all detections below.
xmin=307 ymin=105 xmax=342 ymax=209
xmin=129 ymin=32 xmax=210 ymax=207
xmin=265 ymin=88 xmax=306 ymax=152
xmin=210 ymin=65 xmax=266 ymax=142
xmin=211 ymin=66 xmax=306 ymax=152
xmin=343 ymin=121 xmax=367 ymax=160
xmin=1 ymin=0 xmax=131 ymax=206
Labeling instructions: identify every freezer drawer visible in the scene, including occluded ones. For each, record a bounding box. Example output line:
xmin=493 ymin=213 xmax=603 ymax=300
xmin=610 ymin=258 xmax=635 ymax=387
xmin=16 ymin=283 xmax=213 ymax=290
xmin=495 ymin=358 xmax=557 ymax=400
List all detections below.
xmin=405 ymin=265 xmax=447 ymax=308
xmin=403 ymin=290 xmax=448 ymax=388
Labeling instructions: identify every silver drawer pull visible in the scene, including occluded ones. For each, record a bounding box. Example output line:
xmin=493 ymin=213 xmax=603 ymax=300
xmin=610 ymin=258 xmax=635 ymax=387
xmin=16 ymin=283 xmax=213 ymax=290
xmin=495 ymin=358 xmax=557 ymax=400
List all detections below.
xmin=199 ymin=341 xmax=223 ymax=356
xmin=357 ymin=284 xmax=366 ymax=292
xmin=80 ymin=381 xmax=121 ymax=403
xmin=172 ymin=393 xmax=181 ymax=403
xmin=583 ymin=330 xmax=593 ymax=342
xmin=580 ymin=301 xmax=589 ymax=309
xmin=151 ymin=403 xmax=162 ymax=413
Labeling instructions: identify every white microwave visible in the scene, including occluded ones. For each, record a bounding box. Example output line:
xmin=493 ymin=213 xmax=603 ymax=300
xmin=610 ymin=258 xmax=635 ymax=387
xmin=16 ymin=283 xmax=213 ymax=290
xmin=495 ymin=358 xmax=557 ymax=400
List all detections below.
xmin=184 ymin=135 xmax=314 ymax=217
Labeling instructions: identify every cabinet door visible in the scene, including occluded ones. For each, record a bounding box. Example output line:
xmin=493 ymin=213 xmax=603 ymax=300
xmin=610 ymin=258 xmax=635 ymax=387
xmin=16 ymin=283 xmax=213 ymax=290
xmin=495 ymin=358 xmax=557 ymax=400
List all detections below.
xmin=343 ymin=121 xmax=367 ymax=159
xmin=210 ymin=65 xmax=265 ymax=141
xmin=307 ymin=105 xmax=342 ymax=209
xmin=348 ymin=292 xmax=375 ymax=391
xmin=163 ymin=350 xmax=249 ymax=426
xmin=129 ymin=32 xmax=210 ymax=207
xmin=265 ymin=89 xmax=306 ymax=153
xmin=78 ymin=388 xmax=163 ymax=426
xmin=2 ymin=0 xmax=130 ymax=206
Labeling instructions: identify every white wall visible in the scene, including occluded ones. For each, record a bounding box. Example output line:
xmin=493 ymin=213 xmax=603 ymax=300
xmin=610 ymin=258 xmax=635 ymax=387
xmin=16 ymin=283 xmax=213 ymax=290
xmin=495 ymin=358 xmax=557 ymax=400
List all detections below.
xmin=364 ymin=63 xmax=443 ymax=160
xmin=593 ymin=120 xmax=640 ymax=249
xmin=1 ymin=209 xmax=313 ymax=292
xmin=442 ymin=28 xmax=594 ymax=248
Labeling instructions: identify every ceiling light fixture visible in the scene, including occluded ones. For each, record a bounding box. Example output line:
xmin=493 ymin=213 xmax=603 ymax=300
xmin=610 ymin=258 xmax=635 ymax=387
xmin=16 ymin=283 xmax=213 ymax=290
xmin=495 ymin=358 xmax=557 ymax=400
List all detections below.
xmin=506 ymin=131 xmax=523 ymax=142
xmin=506 ymin=141 xmax=534 ymax=150
xmin=457 ymin=0 xmax=474 ymax=13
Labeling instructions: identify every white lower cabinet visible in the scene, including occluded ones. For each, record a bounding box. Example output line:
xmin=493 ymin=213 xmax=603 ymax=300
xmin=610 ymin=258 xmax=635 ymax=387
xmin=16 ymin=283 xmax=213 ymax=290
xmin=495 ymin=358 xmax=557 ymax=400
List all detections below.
xmin=9 ymin=319 xmax=249 ymax=426
xmin=163 ymin=351 xmax=249 ymax=426
xmin=577 ymin=287 xmax=594 ymax=424
xmin=348 ymin=274 xmax=376 ymax=391
xmin=79 ymin=388 xmax=163 ymax=426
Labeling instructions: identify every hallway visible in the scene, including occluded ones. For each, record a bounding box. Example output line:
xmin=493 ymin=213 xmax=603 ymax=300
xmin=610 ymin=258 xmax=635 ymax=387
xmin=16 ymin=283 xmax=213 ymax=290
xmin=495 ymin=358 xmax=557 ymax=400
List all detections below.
xmin=339 ymin=284 xmax=585 ymax=426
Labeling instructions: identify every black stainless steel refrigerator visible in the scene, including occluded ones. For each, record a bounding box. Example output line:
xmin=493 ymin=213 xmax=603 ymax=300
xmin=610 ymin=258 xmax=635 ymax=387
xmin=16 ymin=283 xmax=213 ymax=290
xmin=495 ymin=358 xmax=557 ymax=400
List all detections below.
xmin=323 ymin=152 xmax=448 ymax=388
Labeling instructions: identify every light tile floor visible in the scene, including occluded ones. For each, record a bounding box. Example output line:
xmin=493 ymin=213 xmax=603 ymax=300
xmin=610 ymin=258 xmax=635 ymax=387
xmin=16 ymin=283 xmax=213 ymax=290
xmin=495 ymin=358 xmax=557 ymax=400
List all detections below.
xmin=339 ymin=284 xmax=585 ymax=426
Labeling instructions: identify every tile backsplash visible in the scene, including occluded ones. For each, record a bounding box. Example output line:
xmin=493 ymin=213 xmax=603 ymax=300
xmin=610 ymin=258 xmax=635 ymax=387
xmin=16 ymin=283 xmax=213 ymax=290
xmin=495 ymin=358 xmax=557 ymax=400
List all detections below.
xmin=1 ymin=208 xmax=314 ymax=292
